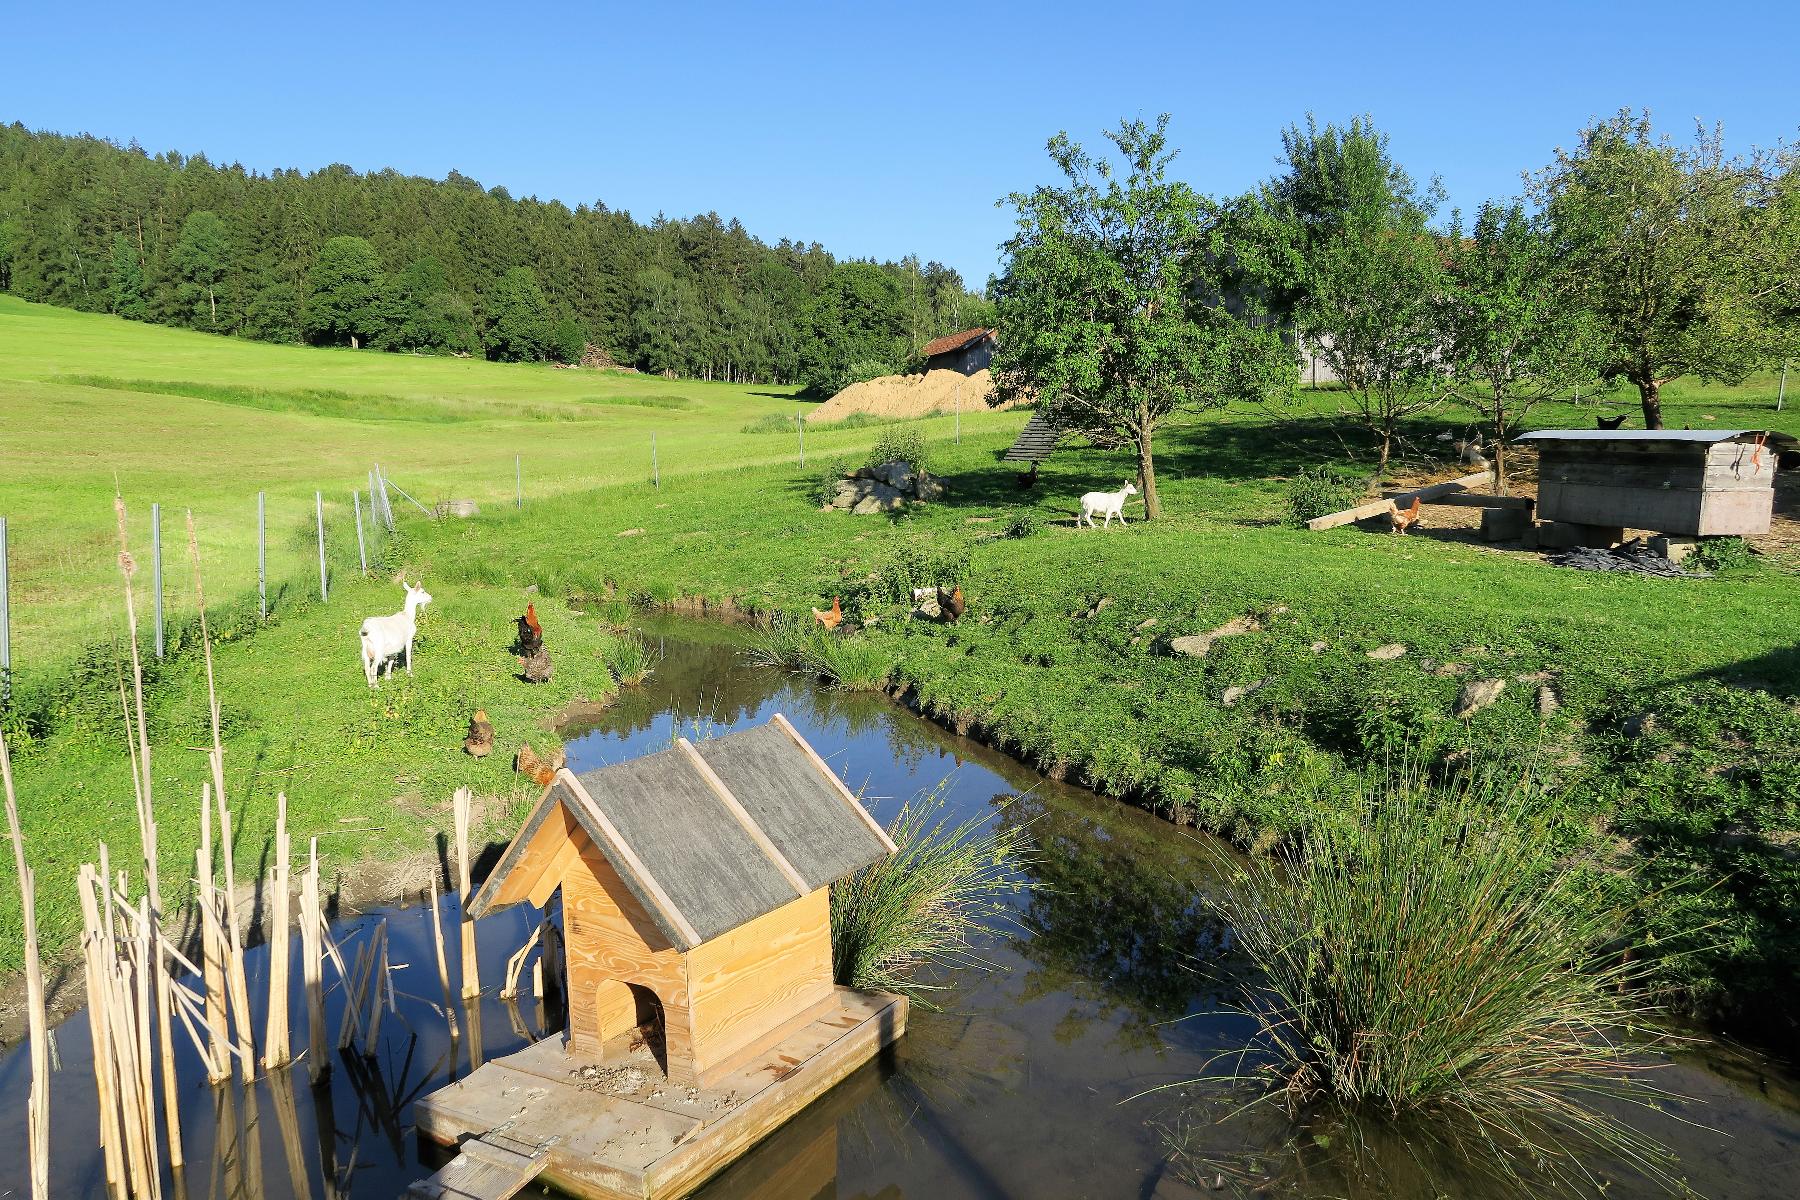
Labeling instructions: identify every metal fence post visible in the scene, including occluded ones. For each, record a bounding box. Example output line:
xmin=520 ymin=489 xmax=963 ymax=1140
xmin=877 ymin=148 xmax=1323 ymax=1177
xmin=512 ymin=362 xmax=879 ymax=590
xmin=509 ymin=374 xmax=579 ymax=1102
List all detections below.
xmin=652 ymin=433 xmax=659 ymax=488
xmin=151 ymin=502 xmax=164 ymax=659
xmin=257 ymin=492 xmax=267 ymax=620
xmin=1780 ymin=362 xmax=1789 ymax=412
xmin=315 ymin=491 xmax=328 ymax=602
xmin=516 ymin=455 xmax=523 ymax=509
xmin=797 ymin=415 xmax=805 ymax=468
xmin=353 ymin=491 xmax=368 ymax=576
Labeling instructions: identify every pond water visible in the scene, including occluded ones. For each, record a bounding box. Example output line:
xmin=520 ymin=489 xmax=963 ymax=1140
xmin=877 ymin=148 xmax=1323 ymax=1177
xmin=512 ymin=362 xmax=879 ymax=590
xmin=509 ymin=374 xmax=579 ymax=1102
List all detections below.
xmin=2 ymin=617 xmax=1798 ymax=1199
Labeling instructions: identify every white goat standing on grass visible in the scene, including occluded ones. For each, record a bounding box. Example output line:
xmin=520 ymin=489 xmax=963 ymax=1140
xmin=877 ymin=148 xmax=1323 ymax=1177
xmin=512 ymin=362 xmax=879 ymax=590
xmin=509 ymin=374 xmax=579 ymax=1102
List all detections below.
xmin=1078 ymin=481 xmax=1139 ymax=529
xmin=360 ymin=580 xmax=433 ymax=689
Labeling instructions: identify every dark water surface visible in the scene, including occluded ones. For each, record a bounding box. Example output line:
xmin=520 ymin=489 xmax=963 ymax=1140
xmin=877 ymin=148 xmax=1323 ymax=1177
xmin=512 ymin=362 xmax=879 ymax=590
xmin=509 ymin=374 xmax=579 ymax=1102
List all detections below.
xmin=3 ymin=617 xmax=1798 ymax=1199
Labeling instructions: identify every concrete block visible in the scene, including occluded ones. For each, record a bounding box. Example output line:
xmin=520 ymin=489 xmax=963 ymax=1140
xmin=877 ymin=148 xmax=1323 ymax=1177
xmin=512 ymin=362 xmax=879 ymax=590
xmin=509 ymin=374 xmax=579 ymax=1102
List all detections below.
xmin=1648 ymin=535 xmax=1700 ymax=564
xmin=1480 ymin=507 xmax=1531 ymax=542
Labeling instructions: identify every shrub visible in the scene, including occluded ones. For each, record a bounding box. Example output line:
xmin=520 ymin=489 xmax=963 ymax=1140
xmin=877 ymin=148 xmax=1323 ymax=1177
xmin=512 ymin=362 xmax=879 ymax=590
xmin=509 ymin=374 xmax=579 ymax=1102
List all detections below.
xmin=1690 ymin=535 xmax=1757 ymax=573
xmin=812 ymin=457 xmax=853 ymax=508
xmin=830 ymin=781 xmax=1028 ymax=1001
xmin=1197 ymin=766 xmax=1681 ymax=1189
xmin=844 ymin=359 xmax=898 ymax=387
xmin=865 ymin=426 xmax=933 ymax=476
xmin=745 ymin=617 xmax=894 ymax=691
xmin=865 ymin=536 xmax=967 ymax=605
xmin=1282 ymin=465 xmax=1368 ymax=526
xmin=1003 ymin=509 xmax=1041 ymax=539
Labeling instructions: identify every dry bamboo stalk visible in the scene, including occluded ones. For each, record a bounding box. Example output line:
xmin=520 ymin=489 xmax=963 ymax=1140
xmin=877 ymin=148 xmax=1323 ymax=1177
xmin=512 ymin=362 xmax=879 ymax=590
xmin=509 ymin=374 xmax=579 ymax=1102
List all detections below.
xmin=1 ymin=729 xmax=49 ymax=1200
xmin=301 ymin=838 xmax=328 ymax=1083
xmin=212 ymin=791 xmax=255 ymax=1079
xmin=270 ymin=1066 xmax=315 ymax=1200
xmin=261 ymin=792 xmax=293 ymax=1069
xmin=319 ymin=914 xmax=364 ymax=1051
xmin=338 ymin=938 xmax=372 ymax=1052
xmin=195 ymin=792 xmax=231 ymax=1083
xmin=453 ymin=787 xmax=480 ymax=999
xmin=133 ymin=896 xmax=165 ymax=1198
xmin=78 ymin=865 xmax=128 ymax=1200
xmin=500 ymin=925 xmax=540 ymax=1000
xmin=428 ymin=880 xmax=460 ymax=1039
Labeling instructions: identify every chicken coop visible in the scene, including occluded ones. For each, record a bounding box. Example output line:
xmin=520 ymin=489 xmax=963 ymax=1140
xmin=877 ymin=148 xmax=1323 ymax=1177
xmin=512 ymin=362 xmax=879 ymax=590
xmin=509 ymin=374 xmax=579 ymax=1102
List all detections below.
xmin=1518 ymin=429 xmax=1795 ymax=537
xmin=411 ymin=715 xmax=906 ymax=1200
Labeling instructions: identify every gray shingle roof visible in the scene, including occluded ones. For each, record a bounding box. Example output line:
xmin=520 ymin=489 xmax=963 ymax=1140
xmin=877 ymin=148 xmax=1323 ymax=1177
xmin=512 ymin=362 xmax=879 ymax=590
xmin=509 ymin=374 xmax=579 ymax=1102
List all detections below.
xmin=468 ymin=716 xmax=893 ymax=949
xmin=1518 ymin=429 xmax=1796 ymax=445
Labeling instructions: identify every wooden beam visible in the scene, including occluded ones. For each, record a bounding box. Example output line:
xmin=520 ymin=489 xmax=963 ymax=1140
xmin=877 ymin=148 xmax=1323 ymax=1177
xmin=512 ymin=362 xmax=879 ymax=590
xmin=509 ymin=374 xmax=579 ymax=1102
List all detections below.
xmin=1307 ymin=469 xmax=1495 ymax=531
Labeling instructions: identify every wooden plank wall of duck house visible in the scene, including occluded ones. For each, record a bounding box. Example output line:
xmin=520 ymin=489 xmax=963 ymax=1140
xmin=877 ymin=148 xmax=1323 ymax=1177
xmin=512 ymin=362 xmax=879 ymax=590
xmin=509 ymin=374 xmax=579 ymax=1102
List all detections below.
xmin=465 ymin=714 xmax=896 ymax=1088
xmin=1517 ymin=429 xmax=1796 ymax=537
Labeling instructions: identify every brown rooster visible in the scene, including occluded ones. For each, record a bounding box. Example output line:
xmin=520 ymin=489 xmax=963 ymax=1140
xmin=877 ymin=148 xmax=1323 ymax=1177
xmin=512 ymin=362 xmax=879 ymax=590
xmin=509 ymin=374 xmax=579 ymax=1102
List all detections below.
xmin=1015 ymin=461 xmax=1039 ymax=489
xmin=463 ymin=710 xmax=495 ymax=758
xmin=1596 ymin=413 xmax=1629 ymax=430
xmin=514 ymin=742 xmax=566 ymax=787
xmin=1389 ymin=496 xmax=1423 ymax=535
xmin=936 ymin=585 xmax=966 ymax=622
xmin=516 ymin=603 xmax=544 ymax=655
xmin=811 ymin=596 xmax=843 ymax=631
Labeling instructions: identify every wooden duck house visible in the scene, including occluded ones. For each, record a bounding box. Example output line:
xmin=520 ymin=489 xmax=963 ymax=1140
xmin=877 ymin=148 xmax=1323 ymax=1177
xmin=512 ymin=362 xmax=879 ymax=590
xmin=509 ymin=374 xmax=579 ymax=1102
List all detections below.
xmin=412 ymin=715 xmax=907 ymax=1200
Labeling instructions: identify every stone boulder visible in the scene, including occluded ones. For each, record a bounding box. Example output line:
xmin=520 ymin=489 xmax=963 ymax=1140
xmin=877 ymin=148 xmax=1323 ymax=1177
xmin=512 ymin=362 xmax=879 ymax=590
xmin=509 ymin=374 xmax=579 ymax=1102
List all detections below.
xmin=1453 ymin=678 xmax=1506 ymax=718
xmin=823 ymin=460 xmax=947 ymax=513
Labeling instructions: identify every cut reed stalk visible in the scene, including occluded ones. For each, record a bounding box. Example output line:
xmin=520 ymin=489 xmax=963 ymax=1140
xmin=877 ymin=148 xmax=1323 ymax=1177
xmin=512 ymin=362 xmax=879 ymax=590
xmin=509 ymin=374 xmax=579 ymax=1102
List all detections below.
xmin=454 ymin=787 xmax=480 ymax=999
xmin=195 ymin=790 xmax=231 ymax=1082
xmin=262 ymin=792 xmax=293 ymax=1069
xmin=501 ymin=925 xmax=540 ymax=1000
xmin=78 ymin=864 xmax=128 ymax=1200
xmin=0 ymin=728 xmax=49 ymax=1200
xmin=428 ymin=879 xmax=460 ymax=1039
xmin=301 ymin=838 xmax=328 ymax=1083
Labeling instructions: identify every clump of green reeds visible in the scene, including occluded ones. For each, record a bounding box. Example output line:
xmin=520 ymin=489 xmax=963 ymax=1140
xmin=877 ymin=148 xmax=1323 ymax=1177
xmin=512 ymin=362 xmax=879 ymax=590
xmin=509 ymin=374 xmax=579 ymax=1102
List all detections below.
xmin=602 ymin=631 xmax=656 ymax=685
xmin=746 ymin=617 xmax=894 ymax=691
xmin=1201 ymin=766 xmax=1686 ymax=1191
xmin=831 ymin=782 xmax=1027 ymax=1001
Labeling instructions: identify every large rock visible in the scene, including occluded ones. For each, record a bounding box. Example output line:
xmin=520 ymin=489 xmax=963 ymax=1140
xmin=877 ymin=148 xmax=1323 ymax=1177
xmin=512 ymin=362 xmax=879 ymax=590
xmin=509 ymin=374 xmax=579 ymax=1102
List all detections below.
xmin=867 ymin=460 xmax=916 ymax=490
xmin=1167 ymin=616 xmax=1261 ymax=658
xmin=915 ymin=472 xmax=947 ymax=501
xmin=1367 ymin=643 xmax=1407 ymax=661
xmin=436 ymin=499 xmax=480 ymax=518
xmin=1454 ymin=678 xmax=1506 ymax=718
xmin=851 ymin=482 xmax=906 ymax=515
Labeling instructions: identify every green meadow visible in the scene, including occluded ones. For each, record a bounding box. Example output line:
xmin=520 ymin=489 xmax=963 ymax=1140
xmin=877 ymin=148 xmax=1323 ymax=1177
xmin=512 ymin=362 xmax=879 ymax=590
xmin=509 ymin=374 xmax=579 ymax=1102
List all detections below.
xmin=1 ymin=297 xmax=1797 ymax=1043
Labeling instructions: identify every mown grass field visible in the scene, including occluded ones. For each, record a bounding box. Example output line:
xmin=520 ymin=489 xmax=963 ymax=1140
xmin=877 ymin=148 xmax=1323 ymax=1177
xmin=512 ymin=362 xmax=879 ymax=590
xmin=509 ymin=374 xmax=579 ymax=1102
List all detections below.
xmin=2 ymin=297 xmax=1797 ymax=1045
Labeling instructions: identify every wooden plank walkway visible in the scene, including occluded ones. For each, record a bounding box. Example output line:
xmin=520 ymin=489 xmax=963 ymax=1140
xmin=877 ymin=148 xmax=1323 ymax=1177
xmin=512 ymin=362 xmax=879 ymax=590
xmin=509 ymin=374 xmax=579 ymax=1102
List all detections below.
xmin=1002 ymin=412 xmax=1062 ymax=462
xmin=1307 ymin=469 xmax=1497 ymax=531
xmin=407 ymin=1133 xmax=550 ymax=1200
xmin=412 ymin=987 xmax=905 ymax=1200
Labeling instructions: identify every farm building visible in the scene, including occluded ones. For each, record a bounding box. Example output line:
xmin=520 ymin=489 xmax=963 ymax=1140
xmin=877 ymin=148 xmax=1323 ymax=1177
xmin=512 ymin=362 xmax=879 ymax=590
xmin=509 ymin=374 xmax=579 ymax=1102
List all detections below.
xmin=921 ymin=327 xmax=995 ymax=374
xmin=1518 ymin=429 xmax=1795 ymax=537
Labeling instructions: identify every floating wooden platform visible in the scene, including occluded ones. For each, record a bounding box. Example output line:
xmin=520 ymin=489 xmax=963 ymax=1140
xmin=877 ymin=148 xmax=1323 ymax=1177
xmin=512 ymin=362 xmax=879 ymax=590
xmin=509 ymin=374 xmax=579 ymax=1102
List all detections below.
xmin=411 ymin=987 xmax=905 ymax=1200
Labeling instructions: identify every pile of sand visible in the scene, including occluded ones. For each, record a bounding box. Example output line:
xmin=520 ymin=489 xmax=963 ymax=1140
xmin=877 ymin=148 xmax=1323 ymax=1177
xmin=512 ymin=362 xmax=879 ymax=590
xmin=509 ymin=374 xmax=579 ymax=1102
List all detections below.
xmin=809 ymin=368 xmax=1024 ymax=423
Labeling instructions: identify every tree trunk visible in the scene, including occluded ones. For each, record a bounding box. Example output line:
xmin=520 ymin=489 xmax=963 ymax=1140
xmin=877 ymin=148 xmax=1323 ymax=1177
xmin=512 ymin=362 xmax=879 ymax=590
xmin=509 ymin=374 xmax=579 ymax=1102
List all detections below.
xmin=1137 ymin=434 xmax=1161 ymax=520
xmin=1638 ymin=377 xmax=1663 ymax=429
xmin=208 ymin=287 xmax=216 ymax=326
xmin=1492 ymin=409 xmax=1508 ymax=496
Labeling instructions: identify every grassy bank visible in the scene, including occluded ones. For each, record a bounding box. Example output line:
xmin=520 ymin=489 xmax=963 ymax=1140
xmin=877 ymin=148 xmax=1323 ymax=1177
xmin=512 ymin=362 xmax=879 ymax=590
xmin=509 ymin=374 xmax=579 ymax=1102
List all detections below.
xmin=3 ymin=298 xmax=1798 ymax=1048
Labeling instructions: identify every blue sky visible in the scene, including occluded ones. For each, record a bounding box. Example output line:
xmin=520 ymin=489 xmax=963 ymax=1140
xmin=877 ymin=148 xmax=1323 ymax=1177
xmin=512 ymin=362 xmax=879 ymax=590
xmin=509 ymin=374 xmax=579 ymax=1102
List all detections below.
xmin=6 ymin=1 xmax=1795 ymax=288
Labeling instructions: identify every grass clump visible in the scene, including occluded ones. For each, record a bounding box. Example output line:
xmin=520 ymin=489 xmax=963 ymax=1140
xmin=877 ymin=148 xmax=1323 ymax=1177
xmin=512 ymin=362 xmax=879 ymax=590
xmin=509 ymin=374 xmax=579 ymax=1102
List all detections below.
xmin=602 ymin=630 xmax=657 ymax=685
xmin=1201 ymin=767 xmax=1682 ymax=1188
xmin=741 ymin=411 xmax=802 ymax=434
xmin=1282 ymin=465 xmax=1368 ymax=526
xmin=831 ymin=781 xmax=1028 ymax=1001
xmin=746 ymin=618 xmax=895 ymax=691
xmin=1002 ymin=509 xmax=1041 ymax=539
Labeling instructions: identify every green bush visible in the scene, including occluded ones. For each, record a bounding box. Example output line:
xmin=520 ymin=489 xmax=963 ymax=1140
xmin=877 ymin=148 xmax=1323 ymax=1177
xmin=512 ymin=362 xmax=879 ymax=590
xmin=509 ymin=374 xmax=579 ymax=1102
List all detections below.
xmin=1003 ymin=510 xmax=1041 ymax=539
xmin=741 ymin=412 xmax=801 ymax=434
xmin=865 ymin=426 xmax=933 ymax=476
xmin=1282 ymin=465 xmax=1368 ymax=526
xmin=1691 ymin=535 xmax=1758 ymax=573
xmin=865 ymin=536 xmax=967 ymax=605
xmin=844 ymin=359 xmax=898 ymax=387
xmin=745 ymin=617 xmax=894 ymax=691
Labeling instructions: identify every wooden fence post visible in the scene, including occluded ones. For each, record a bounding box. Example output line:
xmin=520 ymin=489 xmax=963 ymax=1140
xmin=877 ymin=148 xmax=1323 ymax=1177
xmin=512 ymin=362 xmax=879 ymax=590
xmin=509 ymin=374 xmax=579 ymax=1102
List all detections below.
xmin=353 ymin=492 xmax=368 ymax=576
xmin=150 ymin=503 xmax=164 ymax=660
xmin=314 ymin=491 xmax=328 ymax=602
xmin=257 ymin=492 xmax=267 ymax=620
xmin=1780 ymin=362 xmax=1789 ymax=412
xmin=797 ymin=415 xmax=804 ymax=468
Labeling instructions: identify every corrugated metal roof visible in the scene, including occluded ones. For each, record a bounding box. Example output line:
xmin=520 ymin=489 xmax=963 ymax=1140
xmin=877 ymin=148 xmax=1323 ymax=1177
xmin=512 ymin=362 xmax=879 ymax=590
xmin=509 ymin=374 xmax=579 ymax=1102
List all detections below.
xmin=467 ymin=717 xmax=893 ymax=948
xmin=921 ymin=327 xmax=992 ymax=359
xmin=1518 ymin=429 xmax=1796 ymax=445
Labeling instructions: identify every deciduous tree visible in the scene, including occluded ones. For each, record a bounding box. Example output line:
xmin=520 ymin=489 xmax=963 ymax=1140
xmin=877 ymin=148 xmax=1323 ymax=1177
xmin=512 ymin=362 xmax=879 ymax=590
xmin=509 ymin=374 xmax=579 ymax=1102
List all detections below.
xmin=1533 ymin=111 xmax=1797 ymax=429
xmin=171 ymin=210 xmax=230 ymax=327
xmin=303 ymin=235 xmax=383 ymax=346
xmin=482 ymin=266 xmax=553 ymax=362
xmin=992 ymin=116 xmax=1292 ymax=519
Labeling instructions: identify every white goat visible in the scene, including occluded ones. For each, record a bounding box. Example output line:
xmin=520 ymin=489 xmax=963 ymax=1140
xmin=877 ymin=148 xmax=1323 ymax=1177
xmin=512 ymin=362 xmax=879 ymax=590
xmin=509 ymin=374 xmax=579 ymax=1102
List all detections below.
xmin=1078 ymin=481 xmax=1139 ymax=529
xmin=359 ymin=581 xmax=433 ymax=689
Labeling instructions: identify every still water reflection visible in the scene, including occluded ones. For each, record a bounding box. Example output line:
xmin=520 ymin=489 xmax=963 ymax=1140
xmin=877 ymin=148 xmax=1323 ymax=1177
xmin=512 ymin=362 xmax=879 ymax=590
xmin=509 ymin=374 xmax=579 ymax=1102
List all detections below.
xmin=1 ymin=617 xmax=1796 ymax=1198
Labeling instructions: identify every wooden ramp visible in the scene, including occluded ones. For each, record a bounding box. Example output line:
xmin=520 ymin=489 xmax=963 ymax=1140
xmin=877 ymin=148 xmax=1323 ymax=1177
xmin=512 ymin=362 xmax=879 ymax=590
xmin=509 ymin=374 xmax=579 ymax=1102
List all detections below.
xmin=1002 ymin=412 xmax=1062 ymax=462
xmin=408 ymin=1133 xmax=550 ymax=1199
xmin=412 ymin=987 xmax=905 ymax=1200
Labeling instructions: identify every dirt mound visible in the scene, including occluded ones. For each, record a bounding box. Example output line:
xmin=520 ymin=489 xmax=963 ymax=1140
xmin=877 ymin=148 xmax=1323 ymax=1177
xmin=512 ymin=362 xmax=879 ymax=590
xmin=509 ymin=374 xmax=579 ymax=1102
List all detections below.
xmin=810 ymin=368 xmax=1023 ymax=422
